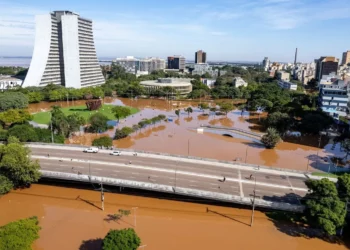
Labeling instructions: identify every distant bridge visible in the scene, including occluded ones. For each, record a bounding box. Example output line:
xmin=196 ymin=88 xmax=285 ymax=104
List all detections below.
xmin=198 ymin=125 xmax=264 ymax=143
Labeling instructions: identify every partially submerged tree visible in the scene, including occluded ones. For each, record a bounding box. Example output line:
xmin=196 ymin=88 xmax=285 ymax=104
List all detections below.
xmin=112 ymin=106 xmax=131 ymax=122
xmin=184 ymin=107 xmax=193 ymax=117
xmin=92 ymin=136 xmax=113 ymax=147
xmin=261 ymin=127 xmax=281 ymax=149
xmin=102 ymin=228 xmax=141 ymax=250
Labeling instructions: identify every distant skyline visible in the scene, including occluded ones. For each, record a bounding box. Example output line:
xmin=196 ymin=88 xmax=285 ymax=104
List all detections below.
xmin=0 ymin=0 xmax=349 ymax=62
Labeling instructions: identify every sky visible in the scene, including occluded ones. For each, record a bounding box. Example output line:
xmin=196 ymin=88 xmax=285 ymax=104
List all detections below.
xmin=0 ymin=0 xmax=349 ymax=62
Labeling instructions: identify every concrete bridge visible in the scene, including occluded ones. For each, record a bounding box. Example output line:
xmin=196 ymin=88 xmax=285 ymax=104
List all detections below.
xmin=26 ymin=143 xmax=314 ymax=212
xmin=198 ymin=125 xmax=264 ymax=143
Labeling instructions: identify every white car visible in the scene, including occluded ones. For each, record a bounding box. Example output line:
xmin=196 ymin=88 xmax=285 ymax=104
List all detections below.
xmin=110 ymin=151 xmax=121 ymax=156
xmin=83 ymin=147 xmax=99 ymax=153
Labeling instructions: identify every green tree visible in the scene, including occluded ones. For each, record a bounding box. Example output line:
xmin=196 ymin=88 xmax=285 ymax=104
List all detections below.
xmin=0 ymin=175 xmax=13 ymax=195
xmin=66 ymin=113 xmax=85 ymax=134
xmin=0 ymin=136 xmax=41 ymax=187
xmin=8 ymin=124 xmax=38 ymax=142
xmin=102 ymin=228 xmax=141 ymax=250
xmin=337 ymin=173 xmax=350 ymax=200
xmin=0 ymin=109 xmax=32 ymax=128
xmin=184 ymin=107 xmax=193 ymax=117
xmin=261 ymin=127 xmax=281 ymax=149
xmin=175 ymin=109 xmax=180 ymax=117
xmin=305 ymin=179 xmax=346 ymax=235
xmin=340 ymin=139 xmax=350 ymax=160
xmin=114 ymin=129 xmax=128 ymax=140
xmin=27 ymin=92 xmax=44 ymax=103
xmin=265 ymin=112 xmax=291 ymax=133
xmin=219 ymin=102 xmax=234 ymax=116
xmin=92 ymin=136 xmax=113 ymax=147
xmin=157 ymin=114 xmax=166 ymax=120
xmin=0 ymin=216 xmax=40 ymax=250
xmin=89 ymin=113 xmax=109 ymax=133
xmin=121 ymin=126 xmax=134 ymax=135
xmin=113 ymin=106 xmax=132 ymax=122
xmin=198 ymin=103 xmax=209 ymax=110
xmin=0 ymin=92 xmax=29 ymax=111
xmin=300 ymin=112 xmax=333 ymax=134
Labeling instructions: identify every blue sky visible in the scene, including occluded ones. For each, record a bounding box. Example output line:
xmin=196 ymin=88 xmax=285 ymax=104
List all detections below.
xmin=0 ymin=0 xmax=349 ymax=62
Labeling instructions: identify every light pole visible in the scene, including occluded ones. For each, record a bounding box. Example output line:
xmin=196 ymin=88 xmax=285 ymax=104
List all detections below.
xmin=132 ymin=207 xmax=138 ymax=228
xmin=188 ymin=138 xmax=190 ymax=157
xmin=250 ymin=174 xmax=258 ymax=227
xmin=245 ymin=146 xmax=248 ymax=163
xmin=100 ymin=182 xmax=105 ymax=211
xmin=50 ymin=111 xmax=54 ymax=143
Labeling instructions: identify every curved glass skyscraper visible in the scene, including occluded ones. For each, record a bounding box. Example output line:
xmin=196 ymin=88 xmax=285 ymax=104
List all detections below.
xmin=23 ymin=11 xmax=105 ymax=88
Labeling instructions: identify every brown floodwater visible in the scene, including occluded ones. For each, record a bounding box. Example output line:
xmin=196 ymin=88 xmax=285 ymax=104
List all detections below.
xmin=29 ymin=98 xmax=340 ymax=173
xmin=0 ymin=184 xmax=346 ymax=250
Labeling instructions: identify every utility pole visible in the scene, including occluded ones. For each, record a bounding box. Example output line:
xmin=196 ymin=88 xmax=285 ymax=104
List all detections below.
xmin=250 ymin=176 xmax=258 ymax=227
xmin=245 ymin=146 xmax=248 ymax=163
xmin=132 ymin=207 xmax=138 ymax=228
xmin=50 ymin=112 xmax=54 ymax=143
xmin=101 ymin=182 xmax=105 ymax=211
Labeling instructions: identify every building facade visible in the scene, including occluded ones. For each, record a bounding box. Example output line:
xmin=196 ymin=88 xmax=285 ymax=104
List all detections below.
xmin=342 ymin=51 xmax=350 ymax=66
xmin=140 ymin=78 xmax=192 ymax=96
xmin=195 ymin=50 xmax=206 ymax=64
xmin=113 ymin=56 xmax=165 ymax=74
xmin=278 ymin=80 xmax=297 ymax=91
xmin=167 ymin=56 xmax=185 ymax=70
xmin=24 ymin=11 xmax=104 ymax=88
xmin=232 ymin=77 xmax=248 ymax=87
xmin=0 ymin=76 xmax=23 ymax=90
xmin=315 ymin=56 xmax=339 ymax=80
xmin=319 ymin=80 xmax=348 ymax=118
xmin=262 ymin=57 xmax=270 ymax=71
xmin=277 ymin=71 xmax=290 ymax=81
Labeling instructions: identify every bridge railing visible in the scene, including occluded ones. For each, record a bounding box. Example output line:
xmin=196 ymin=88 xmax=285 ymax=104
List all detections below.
xmin=41 ymin=170 xmax=304 ymax=212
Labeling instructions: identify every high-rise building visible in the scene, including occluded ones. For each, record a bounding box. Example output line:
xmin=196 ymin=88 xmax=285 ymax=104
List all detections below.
xmin=262 ymin=57 xmax=270 ymax=71
xmin=167 ymin=55 xmax=185 ymax=70
xmin=23 ymin=11 xmax=105 ymax=88
xmin=195 ymin=50 xmax=206 ymax=64
xmin=113 ymin=56 xmax=165 ymax=74
xmin=315 ymin=56 xmax=339 ymax=80
xmin=341 ymin=51 xmax=350 ymax=66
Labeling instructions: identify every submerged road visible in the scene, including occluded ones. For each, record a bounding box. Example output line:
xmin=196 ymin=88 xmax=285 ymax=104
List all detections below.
xmin=29 ymin=146 xmax=309 ymax=206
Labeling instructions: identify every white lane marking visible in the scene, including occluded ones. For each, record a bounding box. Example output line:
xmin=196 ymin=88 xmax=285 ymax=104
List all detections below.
xmin=95 ymin=168 xmax=102 ymax=171
xmin=131 ymin=172 xmax=139 ymax=175
xmin=34 ymin=156 xmax=308 ymax=192
xmin=113 ymin=170 xmax=120 ymax=173
xmin=189 ymin=184 xmax=197 ymax=187
xmin=210 ymin=183 xmax=218 ymax=186
xmin=189 ymin=180 xmax=198 ymax=183
xmin=238 ymin=170 xmax=244 ymax=198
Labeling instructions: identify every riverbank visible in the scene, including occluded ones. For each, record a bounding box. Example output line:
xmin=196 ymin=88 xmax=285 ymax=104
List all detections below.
xmin=0 ymin=184 xmax=347 ymax=250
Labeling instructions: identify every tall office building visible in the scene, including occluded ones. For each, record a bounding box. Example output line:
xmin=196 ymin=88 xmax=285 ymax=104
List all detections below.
xmin=167 ymin=55 xmax=185 ymax=70
xmin=113 ymin=56 xmax=165 ymax=74
xmin=262 ymin=57 xmax=270 ymax=71
xmin=314 ymin=56 xmax=339 ymax=80
xmin=23 ymin=11 xmax=105 ymax=88
xmin=341 ymin=51 xmax=350 ymax=66
xmin=195 ymin=50 xmax=206 ymax=64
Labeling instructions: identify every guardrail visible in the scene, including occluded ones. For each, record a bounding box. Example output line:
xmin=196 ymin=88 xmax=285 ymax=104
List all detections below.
xmin=200 ymin=125 xmax=264 ymax=138
xmin=40 ymin=170 xmax=305 ymax=212
xmin=26 ymin=142 xmax=311 ymax=175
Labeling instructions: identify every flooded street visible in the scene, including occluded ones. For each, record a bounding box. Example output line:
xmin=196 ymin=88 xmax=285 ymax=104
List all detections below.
xmin=0 ymin=184 xmax=346 ymax=250
xmin=29 ymin=98 xmax=345 ymax=173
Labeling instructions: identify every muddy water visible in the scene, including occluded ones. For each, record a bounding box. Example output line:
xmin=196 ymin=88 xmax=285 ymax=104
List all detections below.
xmin=29 ymin=98 xmax=342 ymax=173
xmin=0 ymin=184 xmax=346 ymax=250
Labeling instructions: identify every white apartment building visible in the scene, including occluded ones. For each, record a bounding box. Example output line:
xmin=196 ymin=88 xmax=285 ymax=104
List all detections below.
xmin=113 ymin=56 xmax=165 ymax=74
xmin=277 ymin=71 xmax=290 ymax=81
xmin=232 ymin=77 xmax=248 ymax=87
xmin=23 ymin=11 xmax=105 ymax=88
xmin=278 ymin=80 xmax=297 ymax=91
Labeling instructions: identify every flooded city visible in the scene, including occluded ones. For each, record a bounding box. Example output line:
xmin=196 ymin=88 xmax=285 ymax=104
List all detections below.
xmin=28 ymin=97 xmax=342 ymax=173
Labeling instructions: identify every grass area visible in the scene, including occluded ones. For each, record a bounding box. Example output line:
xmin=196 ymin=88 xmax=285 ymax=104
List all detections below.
xmin=31 ymin=104 xmax=139 ymax=124
xmin=311 ymin=172 xmax=341 ymax=178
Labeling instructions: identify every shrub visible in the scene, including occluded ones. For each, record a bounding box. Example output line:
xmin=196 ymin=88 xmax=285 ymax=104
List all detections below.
xmin=92 ymin=136 xmax=113 ymax=147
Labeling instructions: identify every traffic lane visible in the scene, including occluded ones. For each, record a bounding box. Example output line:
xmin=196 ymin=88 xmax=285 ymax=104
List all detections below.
xmin=32 ymin=151 xmax=241 ymax=180
xmin=38 ymin=159 xmax=241 ymax=194
xmin=243 ymin=183 xmax=307 ymax=204
xmin=240 ymin=170 xmax=307 ymax=189
xmin=32 ymin=147 xmax=307 ymax=183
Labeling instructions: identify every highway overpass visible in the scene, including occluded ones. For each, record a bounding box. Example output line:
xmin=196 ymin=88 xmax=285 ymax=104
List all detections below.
xmin=28 ymin=143 xmax=311 ymax=212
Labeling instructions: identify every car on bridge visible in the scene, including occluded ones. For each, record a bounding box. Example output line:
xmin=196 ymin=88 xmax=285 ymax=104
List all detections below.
xmin=83 ymin=147 xmax=99 ymax=153
xmin=110 ymin=151 xmax=121 ymax=156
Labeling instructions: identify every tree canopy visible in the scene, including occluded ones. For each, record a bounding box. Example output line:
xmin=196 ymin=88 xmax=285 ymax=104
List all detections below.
xmin=113 ymin=106 xmax=132 ymax=122
xmin=304 ymin=179 xmax=346 ymax=235
xmin=0 ymin=216 xmax=40 ymax=250
xmin=92 ymin=136 xmax=113 ymax=147
xmin=0 ymin=109 xmax=32 ymax=127
xmin=102 ymin=228 xmax=141 ymax=250
xmin=0 ymin=136 xmax=41 ymax=187
xmin=88 ymin=113 xmax=109 ymax=133
xmin=261 ymin=128 xmax=281 ymax=149
xmin=0 ymin=92 xmax=28 ymax=111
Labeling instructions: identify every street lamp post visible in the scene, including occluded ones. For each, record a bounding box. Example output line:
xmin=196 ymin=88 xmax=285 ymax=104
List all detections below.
xmin=245 ymin=146 xmax=248 ymax=163
xmin=50 ymin=111 xmax=54 ymax=144
xmin=250 ymin=175 xmax=257 ymax=227
xmin=100 ymin=182 xmax=105 ymax=211
xmin=132 ymin=207 xmax=138 ymax=228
